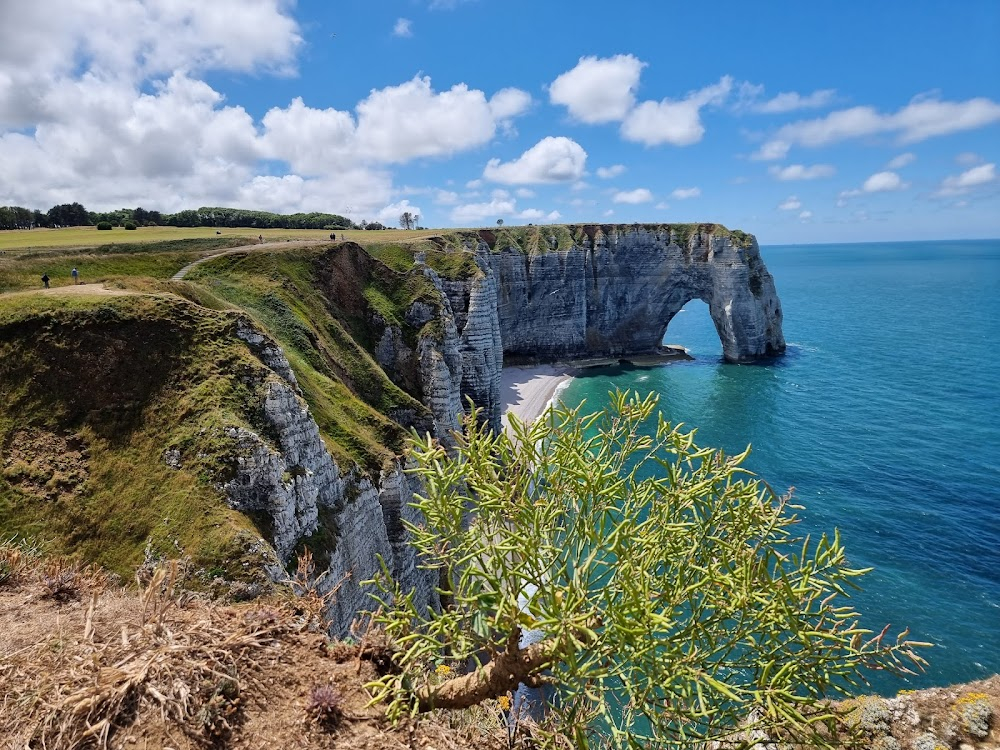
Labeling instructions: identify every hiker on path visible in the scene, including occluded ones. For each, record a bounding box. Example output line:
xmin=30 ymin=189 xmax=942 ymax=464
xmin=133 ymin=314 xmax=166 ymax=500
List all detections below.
xmin=41 ymin=273 xmax=50 ymax=289
xmin=259 ymin=234 xmax=263 ymax=243
xmin=71 ymin=267 xmax=79 ymax=284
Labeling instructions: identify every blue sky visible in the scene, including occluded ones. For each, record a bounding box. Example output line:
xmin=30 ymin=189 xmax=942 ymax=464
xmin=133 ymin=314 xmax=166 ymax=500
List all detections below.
xmin=1 ymin=0 xmax=998 ymax=243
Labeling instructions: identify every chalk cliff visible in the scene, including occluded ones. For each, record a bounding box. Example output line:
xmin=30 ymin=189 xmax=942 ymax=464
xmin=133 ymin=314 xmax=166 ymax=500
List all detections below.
xmin=480 ymin=224 xmax=784 ymax=364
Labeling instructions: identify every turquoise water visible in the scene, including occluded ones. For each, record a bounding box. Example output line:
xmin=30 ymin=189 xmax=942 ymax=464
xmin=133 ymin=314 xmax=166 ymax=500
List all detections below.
xmin=558 ymin=239 xmax=1000 ymax=694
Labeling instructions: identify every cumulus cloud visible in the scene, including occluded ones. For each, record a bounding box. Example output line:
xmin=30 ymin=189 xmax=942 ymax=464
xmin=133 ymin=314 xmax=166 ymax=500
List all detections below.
xmin=0 ymin=0 xmax=539 ymax=215
xmin=778 ymin=196 xmax=802 ymax=211
xmin=670 ymin=187 xmax=701 ymax=200
xmin=862 ymin=171 xmax=908 ymax=192
xmin=596 ymin=164 xmax=627 ymax=179
xmin=838 ymin=170 xmax=910 ymax=201
xmin=517 ymin=207 xmax=561 ymax=222
xmin=0 ymin=0 xmax=301 ymax=128
xmin=754 ymin=94 xmax=1000 ymax=159
xmin=768 ymin=163 xmax=836 ymax=181
xmin=887 ymin=152 xmax=916 ymax=169
xmin=483 ymin=136 xmax=587 ymax=184
xmin=450 ymin=197 xmax=516 ymax=223
xmin=655 ymin=202 xmax=670 ymax=210
xmin=392 ymin=18 xmax=413 ymax=37
xmin=621 ymin=76 xmax=732 ymax=147
xmin=355 ymin=76 xmax=528 ymax=163
xmin=489 ymin=88 xmax=533 ymax=120
xmin=799 ymin=210 xmax=813 ymax=219
xmin=376 ymin=199 xmax=424 ymax=226
xmin=936 ymin=163 xmax=996 ymax=196
xmin=549 ymin=54 xmax=646 ymax=124
xmin=515 ymin=188 xmax=536 ymax=198
xmin=612 ymin=188 xmax=653 ymax=204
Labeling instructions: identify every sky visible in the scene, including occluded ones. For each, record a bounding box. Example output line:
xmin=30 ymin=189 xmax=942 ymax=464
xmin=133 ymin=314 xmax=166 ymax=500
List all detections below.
xmin=1 ymin=1 xmax=998 ymax=244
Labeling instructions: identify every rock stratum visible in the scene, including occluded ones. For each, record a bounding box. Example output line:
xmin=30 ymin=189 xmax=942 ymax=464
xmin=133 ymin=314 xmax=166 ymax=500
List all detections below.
xmin=0 ymin=223 xmax=784 ymax=635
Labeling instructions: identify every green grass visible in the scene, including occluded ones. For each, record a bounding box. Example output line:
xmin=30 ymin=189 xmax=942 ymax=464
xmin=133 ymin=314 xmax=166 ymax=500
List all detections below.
xmin=0 ymin=225 xmax=443 ymax=251
xmin=0 ymin=296 xmax=277 ymax=579
xmin=184 ymin=246 xmax=431 ymax=470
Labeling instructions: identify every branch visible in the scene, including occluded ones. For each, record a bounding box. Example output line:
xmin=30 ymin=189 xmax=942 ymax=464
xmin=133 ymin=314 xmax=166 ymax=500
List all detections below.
xmin=415 ymin=637 xmax=557 ymax=712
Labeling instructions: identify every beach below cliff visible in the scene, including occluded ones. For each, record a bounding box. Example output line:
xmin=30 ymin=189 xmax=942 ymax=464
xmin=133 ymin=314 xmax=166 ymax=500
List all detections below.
xmin=499 ymin=364 xmax=576 ymax=430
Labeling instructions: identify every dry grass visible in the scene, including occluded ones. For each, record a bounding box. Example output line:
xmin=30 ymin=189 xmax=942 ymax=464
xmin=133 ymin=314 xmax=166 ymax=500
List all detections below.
xmin=0 ymin=546 xmax=507 ymax=750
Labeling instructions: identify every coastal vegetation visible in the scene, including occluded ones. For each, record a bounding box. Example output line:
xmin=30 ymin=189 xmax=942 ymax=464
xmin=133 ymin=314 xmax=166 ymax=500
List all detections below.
xmin=372 ymin=391 xmax=929 ymax=748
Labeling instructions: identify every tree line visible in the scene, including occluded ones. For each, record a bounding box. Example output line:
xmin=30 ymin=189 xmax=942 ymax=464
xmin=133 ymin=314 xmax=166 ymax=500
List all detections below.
xmin=0 ymin=203 xmax=405 ymax=231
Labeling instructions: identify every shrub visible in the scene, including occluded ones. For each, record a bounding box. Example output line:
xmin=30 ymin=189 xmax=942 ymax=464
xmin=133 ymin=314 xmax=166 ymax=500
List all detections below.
xmin=124 ymin=221 xmax=137 ymax=230
xmin=954 ymin=692 xmax=993 ymax=739
xmin=96 ymin=221 xmax=113 ymax=230
xmin=370 ymin=392 xmax=929 ymax=749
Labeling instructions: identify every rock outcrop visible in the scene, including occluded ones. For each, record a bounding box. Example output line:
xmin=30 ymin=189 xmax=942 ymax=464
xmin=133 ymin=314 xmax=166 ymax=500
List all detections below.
xmin=230 ymin=319 xmax=437 ymax=634
xmin=482 ymin=225 xmax=784 ymax=364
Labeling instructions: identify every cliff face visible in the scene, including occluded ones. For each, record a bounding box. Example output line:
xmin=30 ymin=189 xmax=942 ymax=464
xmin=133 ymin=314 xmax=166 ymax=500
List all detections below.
xmin=485 ymin=225 xmax=784 ymax=364
xmin=229 ymin=319 xmax=437 ymax=634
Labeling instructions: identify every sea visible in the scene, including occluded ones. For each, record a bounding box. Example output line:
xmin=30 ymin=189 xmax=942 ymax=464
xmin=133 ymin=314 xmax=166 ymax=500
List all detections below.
xmin=556 ymin=239 xmax=1000 ymax=695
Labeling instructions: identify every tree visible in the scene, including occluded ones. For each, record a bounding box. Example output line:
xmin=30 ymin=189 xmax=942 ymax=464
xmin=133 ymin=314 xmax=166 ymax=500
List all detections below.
xmin=400 ymin=211 xmax=415 ymax=230
xmin=370 ymin=392 xmax=927 ymax=748
xmin=497 ymin=218 xmax=504 ymax=227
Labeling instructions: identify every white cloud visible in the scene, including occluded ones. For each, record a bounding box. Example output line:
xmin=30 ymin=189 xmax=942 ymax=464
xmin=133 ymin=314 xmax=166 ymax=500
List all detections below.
xmin=750 ymin=140 xmax=791 ymax=161
xmin=0 ymin=0 xmax=302 ymax=130
xmin=376 ymin=199 xmax=424 ymax=226
xmin=517 ymin=207 xmax=563 ymax=222
xmin=392 ymin=18 xmax=413 ymax=37
xmin=603 ymin=209 xmax=615 ymax=217
xmin=778 ymin=196 xmax=802 ymax=211
xmin=621 ymin=77 xmax=732 ymax=146
xmin=838 ymin=170 xmax=911 ymax=201
xmin=799 ymin=210 xmax=813 ymax=220
xmin=937 ymin=163 xmax=996 ymax=196
xmin=489 ymin=88 xmax=532 ymax=120
xmin=483 ymin=136 xmax=587 ymax=184
xmin=887 ymin=152 xmax=916 ymax=169
xmin=612 ymin=188 xmax=653 ymax=204
xmin=768 ymin=163 xmax=836 ymax=181
xmin=755 ymin=94 xmax=1000 ymax=158
xmin=549 ymin=54 xmax=646 ymax=124
xmin=450 ymin=197 xmax=516 ymax=224
xmin=862 ymin=171 xmax=908 ymax=192
xmin=466 ymin=179 xmax=483 ymax=189
xmin=670 ymin=187 xmax=701 ymax=200
xmin=596 ymin=164 xmax=627 ymax=179
xmin=655 ymin=202 xmax=670 ymax=210
xmin=750 ymin=88 xmax=837 ymax=114
xmin=434 ymin=190 xmax=460 ymax=204
xmin=355 ymin=76 xmax=524 ymax=163
xmin=956 ymin=152 xmax=982 ymax=166
xmin=260 ymin=97 xmax=355 ymax=175
xmin=515 ymin=188 xmax=535 ymax=198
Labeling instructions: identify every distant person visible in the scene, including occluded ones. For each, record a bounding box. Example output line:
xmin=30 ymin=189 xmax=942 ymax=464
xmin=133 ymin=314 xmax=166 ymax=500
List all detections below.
xmin=71 ymin=267 xmax=79 ymax=284
xmin=259 ymin=234 xmax=263 ymax=243
xmin=330 ymin=232 xmax=336 ymax=240
xmin=41 ymin=273 xmax=50 ymax=289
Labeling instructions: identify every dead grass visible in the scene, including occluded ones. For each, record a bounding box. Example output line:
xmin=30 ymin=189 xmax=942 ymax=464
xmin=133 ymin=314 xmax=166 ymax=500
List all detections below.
xmin=0 ymin=549 xmax=507 ymax=750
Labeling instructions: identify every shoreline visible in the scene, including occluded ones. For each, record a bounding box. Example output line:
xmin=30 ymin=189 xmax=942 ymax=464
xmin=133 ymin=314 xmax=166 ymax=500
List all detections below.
xmin=499 ymin=364 xmax=577 ymax=431
xmin=498 ymin=348 xmax=692 ymax=430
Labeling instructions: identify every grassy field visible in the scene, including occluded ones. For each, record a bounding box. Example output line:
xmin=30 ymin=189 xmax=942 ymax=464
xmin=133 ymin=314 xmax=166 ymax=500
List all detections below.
xmin=0 ymin=225 xmax=443 ymax=251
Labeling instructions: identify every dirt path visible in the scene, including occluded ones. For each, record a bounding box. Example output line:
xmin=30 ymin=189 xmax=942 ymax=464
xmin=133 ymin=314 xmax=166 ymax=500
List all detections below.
xmin=171 ymin=239 xmax=329 ymax=280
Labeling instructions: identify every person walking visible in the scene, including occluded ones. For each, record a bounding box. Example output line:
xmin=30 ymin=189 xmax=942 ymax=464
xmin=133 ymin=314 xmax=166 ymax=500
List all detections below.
xmin=71 ymin=267 xmax=79 ymax=285
xmin=41 ymin=273 xmax=50 ymax=289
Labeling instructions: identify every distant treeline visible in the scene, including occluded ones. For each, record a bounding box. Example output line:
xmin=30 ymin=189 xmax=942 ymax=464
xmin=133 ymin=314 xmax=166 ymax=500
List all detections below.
xmin=0 ymin=203 xmax=369 ymax=231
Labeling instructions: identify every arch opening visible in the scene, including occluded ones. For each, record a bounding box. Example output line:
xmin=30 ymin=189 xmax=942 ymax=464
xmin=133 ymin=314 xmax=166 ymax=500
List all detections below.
xmin=660 ymin=299 xmax=723 ymax=358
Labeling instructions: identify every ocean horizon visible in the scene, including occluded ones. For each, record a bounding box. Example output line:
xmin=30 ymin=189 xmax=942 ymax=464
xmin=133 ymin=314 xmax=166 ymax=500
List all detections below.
xmin=557 ymin=237 xmax=1000 ymax=695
